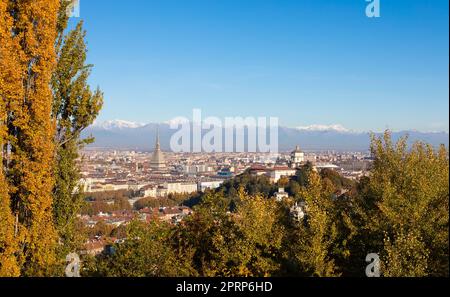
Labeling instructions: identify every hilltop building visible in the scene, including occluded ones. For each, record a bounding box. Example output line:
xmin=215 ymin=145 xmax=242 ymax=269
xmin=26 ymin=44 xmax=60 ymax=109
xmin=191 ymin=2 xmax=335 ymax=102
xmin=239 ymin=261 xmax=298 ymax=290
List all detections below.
xmin=248 ymin=165 xmax=297 ymax=183
xmin=291 ymin=145 xmax=305 ymax=167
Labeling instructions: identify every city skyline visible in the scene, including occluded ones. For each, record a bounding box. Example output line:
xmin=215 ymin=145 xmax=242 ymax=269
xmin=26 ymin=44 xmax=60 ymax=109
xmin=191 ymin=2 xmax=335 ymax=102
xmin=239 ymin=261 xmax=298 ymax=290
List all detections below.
xmin=72 ymin=0 xmax=449 ymax=133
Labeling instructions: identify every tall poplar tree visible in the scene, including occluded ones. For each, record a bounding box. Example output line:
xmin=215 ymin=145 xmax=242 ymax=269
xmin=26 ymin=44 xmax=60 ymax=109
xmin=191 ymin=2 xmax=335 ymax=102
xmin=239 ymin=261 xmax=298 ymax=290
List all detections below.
xmin=0 ymin=0 xmax=20 ymax=276
xmin=51 ymin=3 xmax=103 ymax=260
xmin=0 ymin=0 xmax=60 ymax=276
xmin=292 ymin=171 xmax=340 ymax=277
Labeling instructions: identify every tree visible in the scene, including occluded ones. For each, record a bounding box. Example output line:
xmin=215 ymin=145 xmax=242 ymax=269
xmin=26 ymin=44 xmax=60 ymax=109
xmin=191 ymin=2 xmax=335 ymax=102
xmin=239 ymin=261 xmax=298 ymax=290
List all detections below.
xmin=320 ymin=168 xmax=355 ymax=190
xmin=350 ymin=131 xmax=449 ymax=276
xmin=51 ymin=7 xmax=103 ymax=264
xmin=112 ymin=196 xmax=131 ymax=211
xmin=277 ymin=176 xmax=290 ymax=188
xmin=86 ymin=220 xmax=194 ymax=277
xmin=174 ymin=190 xmax=285 ymax=277
xmin=0 ymin=0 xmax=21 ymax=277
xmin=287 ymin=179 xmax=302 ymax=200
xmin=0 ymin=0 xmax=61 ymax=276
xmin=86 ymin=221 xmax=114 ymax=239
xmin=291 ymin=171 xmax=340 ymax=276
xmin=0 ymin=1 xmax=102 ymax=276
xmin=296 ymin=161 xmax=313 ymax=187
xmin=233 ymin=192 xmax=285 ymax=276
xmin=134 ymin=197 xmax=178 ymax=210
xmin=0 ymin=170 xmax=19 ymax=276
xmin=173 ymin=192 xmax=237 ymax=276
xmin=382 ymin=230 xmax=429 ymax=277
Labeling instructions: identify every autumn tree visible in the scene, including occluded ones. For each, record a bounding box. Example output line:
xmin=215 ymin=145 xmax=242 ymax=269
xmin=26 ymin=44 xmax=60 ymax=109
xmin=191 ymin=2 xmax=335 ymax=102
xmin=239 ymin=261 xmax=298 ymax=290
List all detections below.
xmin=174 ymin=190 xmax=285 ymax=277
xmin=0 ymin=0 xmax=61 ymax=276
xmin=277 ymin=176 xmax=290 ymax=188
xmin=173 ymin=192 xmax=238 ymax=276
xmin=233 ymin=192 xmax=285 ymax=276
xmin=382 ymin=229 xmax=429 ymax=277
xmin=0 ymin=0 xmax=21 ymax=277
xmin=290 ymin=170 xmax=340 ymax=276
xmin=350 ymin=132 xmax=449 ymax=276
xmin=296 ymin=161 xmax=314 ymax=187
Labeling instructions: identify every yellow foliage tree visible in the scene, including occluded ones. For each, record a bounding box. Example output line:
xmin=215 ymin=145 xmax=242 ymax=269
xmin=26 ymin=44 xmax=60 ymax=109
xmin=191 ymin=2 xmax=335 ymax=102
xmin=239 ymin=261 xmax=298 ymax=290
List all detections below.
xmin=0 ymin=0 xmax=20 ymax=277
xmin=294 ymin=171 xmax=340 ymax=277
xmin=355 ymin=131 xmax=449 ymax=276
xmin=0 ymin=0 xmax=60 ymax=276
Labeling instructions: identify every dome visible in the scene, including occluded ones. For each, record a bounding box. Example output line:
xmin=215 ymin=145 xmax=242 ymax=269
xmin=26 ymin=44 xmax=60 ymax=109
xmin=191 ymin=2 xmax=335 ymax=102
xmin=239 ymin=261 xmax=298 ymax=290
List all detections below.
xmin=150 ymin=131 xmax=166 ymax=170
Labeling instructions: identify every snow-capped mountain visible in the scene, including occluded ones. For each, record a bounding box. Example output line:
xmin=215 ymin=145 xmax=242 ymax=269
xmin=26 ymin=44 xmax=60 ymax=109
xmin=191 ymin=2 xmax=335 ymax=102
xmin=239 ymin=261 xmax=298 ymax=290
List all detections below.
xmin=91 ymin=120 xmax=146 ymax=130
xmin=296 ymin=124 xmax=352 ymax=133
xmin=83 ymin=121 xmax=449 ymax=152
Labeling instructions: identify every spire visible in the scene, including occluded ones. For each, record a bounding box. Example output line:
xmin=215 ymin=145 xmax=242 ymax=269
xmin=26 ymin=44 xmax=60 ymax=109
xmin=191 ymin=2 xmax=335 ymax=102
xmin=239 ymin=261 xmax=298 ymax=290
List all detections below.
xmin=150 ymin=125 xmax=166 ymax=170
xmin=155 ymin=126 xmax=160 ymax=150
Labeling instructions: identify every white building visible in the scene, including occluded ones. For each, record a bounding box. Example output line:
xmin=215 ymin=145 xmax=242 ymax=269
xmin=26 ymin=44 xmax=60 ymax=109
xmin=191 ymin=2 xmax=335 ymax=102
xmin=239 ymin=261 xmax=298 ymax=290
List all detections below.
xmin=268 ymin=167 xmax=297 ymax=183
xmin=141 ymin=182 xmax=198 ymax=198
xmin=198 ymin=181 xmax=224 ymax=192
xmin=291 ymin=145 xmax=305 ymax=167
xmin=314 ymin=163 xmax=339 ymax=170
xmin=165 ymin=182 xmax=198 ymax=195
xmin=273 ymin=188 xmax=289 ymax=202
xmin=290 ymin=201 xmax=307 ymax=223
xmin=183 ymin=165 xmax=214 ymax=175
xmin=141 ymin=185 xmax=157 ymax=197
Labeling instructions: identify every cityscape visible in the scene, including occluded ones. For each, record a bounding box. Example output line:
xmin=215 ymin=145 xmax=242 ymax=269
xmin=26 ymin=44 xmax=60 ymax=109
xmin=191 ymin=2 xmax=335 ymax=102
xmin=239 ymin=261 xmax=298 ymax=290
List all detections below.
xmin=78 ymin=131 xmax=374 ymax=255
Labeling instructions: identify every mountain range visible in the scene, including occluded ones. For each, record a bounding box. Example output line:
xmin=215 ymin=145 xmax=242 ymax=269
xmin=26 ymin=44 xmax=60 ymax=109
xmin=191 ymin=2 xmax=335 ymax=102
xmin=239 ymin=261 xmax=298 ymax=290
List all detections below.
xmin=82 ymin=120 xmax=449 ymax=152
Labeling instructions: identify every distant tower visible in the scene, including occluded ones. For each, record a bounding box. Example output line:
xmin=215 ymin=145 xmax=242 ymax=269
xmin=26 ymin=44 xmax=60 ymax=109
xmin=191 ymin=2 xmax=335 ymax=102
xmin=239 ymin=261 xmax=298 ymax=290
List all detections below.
xmin=150 ymin=127 xmax=166 ymax=170
xmin=291 ymin=145 xmax=305 ymax=168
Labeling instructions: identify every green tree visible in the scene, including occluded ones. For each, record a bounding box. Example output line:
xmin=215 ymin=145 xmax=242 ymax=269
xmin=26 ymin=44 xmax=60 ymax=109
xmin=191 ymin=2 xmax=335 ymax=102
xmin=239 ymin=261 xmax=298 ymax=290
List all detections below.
xmin=174 ymin=192 xmax=237 ymax=276
xmin=86 ymin=220 xmax=194 ymax=277
xmin=320 ymin=168 xmax=355 ymax=190
xmin=287 ymin=179 xmax=302 ymax=200
xmin=51 ymin=11 xmax=103 ymax=266
xmin=296 ymin=161 xmax=313 ymax=187
xmin=175 ymin=190 xmax=285 ymax=277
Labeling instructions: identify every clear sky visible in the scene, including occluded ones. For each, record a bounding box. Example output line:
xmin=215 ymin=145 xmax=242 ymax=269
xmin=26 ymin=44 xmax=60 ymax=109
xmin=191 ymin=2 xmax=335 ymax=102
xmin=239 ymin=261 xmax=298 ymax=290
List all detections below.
xmin=72 ymin=0 xmax=449 ymax=132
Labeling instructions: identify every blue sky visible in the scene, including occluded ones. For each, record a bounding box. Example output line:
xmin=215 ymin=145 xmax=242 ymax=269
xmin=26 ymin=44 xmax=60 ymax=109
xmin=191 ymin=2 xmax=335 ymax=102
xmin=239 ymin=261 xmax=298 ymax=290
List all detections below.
xmin=72 ymin=0 xmax=449 ymax=132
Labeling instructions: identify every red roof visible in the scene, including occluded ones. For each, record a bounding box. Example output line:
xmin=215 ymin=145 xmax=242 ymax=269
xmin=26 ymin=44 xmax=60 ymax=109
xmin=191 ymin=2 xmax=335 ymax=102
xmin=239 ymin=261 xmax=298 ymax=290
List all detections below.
xmin=272 ymin=166 xmax=295 ymax=171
